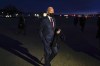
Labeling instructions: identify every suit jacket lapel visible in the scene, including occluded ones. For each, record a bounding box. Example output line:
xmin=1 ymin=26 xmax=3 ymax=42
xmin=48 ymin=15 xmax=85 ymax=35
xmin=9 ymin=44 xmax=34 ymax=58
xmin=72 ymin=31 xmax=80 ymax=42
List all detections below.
xmin=46 ymin=17 xmax=56 ymax=31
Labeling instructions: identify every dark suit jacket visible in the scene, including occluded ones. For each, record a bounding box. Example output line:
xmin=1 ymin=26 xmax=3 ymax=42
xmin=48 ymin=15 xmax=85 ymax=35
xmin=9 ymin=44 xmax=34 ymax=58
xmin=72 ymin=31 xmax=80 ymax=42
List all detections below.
xmin=40 ymin=16 xmax=56 ymax=45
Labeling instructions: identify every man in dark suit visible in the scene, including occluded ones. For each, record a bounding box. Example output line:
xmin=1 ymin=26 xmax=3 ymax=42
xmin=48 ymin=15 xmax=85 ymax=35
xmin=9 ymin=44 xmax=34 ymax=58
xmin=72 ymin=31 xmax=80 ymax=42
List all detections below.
xmin=40 ymin=7 xmax=61 ymax=66
xmin=79 ymin=14 xmax=86 ymax=32
xmin=18 ymin=14 xmax=26 ymax=35
xmin=96 ymin=15 xmax=100 ymax=39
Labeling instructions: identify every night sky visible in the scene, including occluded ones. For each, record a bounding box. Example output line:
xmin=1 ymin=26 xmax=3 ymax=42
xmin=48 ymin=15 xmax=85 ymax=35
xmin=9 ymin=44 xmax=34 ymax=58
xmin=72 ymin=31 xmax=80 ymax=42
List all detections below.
xmin=0 ymin=0 xmax=100 ymax=13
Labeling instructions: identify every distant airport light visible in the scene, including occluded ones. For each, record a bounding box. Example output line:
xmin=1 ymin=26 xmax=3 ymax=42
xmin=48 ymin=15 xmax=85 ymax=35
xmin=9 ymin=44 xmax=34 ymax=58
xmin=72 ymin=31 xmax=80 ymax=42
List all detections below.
xmin=64 ymin=15 xmax=68 ymax=17
xmin=2 ymin=12 xmax=3 ymax=14
xmin=73 ymin=14 xmax=76 ymax=17
xmin=37 ymin=14 xmax=39 ymax=17
xmin=60 ymin=15 xmax=62 ymax=16
xmin=5 ymin=14 xmax=12 ymax=18
xmin=43 ymin=13 xmax=47 ymax=17
xmin=16 ymin=13 xmax=18 ymax=16
xmin=78 ymin=15 xmax=81 ymax=17
xmin=34 ymin=14 xmax=37 ymax=16
xmin=85 ymin=15 xmax=88 ymax=19
xmin=9 ymin=15 xmax=12 ymax=17
xmin=6 ymin=15 xmax=9 ymax=18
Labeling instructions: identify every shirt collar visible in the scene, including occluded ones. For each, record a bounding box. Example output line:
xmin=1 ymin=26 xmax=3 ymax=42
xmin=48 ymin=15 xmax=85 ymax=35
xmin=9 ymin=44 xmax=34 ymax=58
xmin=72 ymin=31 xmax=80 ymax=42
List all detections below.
xmin=48 ymin=16 xmax=52 ymax=21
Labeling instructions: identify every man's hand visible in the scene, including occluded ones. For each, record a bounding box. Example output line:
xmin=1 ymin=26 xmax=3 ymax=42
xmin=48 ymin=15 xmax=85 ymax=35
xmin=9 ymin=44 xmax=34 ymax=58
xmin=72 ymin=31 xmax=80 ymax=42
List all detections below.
xmin=56 ymin=29 xmax=61 ymax=34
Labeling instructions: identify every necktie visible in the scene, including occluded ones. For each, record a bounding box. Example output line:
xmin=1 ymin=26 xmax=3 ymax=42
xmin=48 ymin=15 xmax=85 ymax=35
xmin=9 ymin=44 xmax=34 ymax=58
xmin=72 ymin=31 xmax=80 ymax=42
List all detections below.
xmin=50 ymin=18 xmax=54 ymax=28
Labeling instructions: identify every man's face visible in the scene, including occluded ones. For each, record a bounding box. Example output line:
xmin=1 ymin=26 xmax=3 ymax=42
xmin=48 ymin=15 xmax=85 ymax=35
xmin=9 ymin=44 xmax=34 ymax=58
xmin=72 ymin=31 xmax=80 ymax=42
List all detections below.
xmin=47 ymin=7 xmax=54 ymax=14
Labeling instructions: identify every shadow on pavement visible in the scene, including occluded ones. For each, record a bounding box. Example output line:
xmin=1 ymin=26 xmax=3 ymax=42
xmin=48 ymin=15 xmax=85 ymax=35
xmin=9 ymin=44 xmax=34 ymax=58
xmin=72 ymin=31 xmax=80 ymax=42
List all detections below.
xmin=63 ymin=31 xmax=100 ymax=61
xmin=0 ymin=34 xmax=44 ymax=66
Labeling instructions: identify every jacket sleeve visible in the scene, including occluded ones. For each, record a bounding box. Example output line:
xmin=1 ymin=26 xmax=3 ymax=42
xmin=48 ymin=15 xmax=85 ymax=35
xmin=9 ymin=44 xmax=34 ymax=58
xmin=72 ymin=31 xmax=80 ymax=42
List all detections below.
xmin=40 ymin=19 xmax=46 ymax=43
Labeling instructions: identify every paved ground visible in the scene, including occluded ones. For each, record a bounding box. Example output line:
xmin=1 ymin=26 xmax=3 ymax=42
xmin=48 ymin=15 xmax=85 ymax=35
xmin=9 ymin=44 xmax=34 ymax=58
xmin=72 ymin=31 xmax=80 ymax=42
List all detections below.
xmin=0 ymin=17 xmax=100 ymax=66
